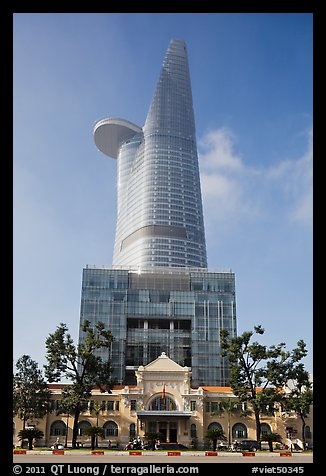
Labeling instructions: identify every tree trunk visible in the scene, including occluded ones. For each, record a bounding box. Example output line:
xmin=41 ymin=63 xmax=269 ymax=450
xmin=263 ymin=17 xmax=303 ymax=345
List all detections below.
xmin=228 ymin=414 xmax=231 ymax=446
xmin=65 ymin=413 xmax=69 ymax=448
xmin=21 ymin=416 xmax=27 ymax=448
xmin=301 ymin=414 xmax=306 ymax=450
xmin=72 ymin=408 xmax=81 ymax=449
xmin=253 ymin=405 xmax=261 ymax=450
xmin=96 ymin=414 xmax=99 ymax=448
xmin=269 ymin=441 xmax=273 ymax=452
xmin=91 ymin=435 xmax=95 ymax=451
xmin=28 ymin=437 xmax=33 ymax=450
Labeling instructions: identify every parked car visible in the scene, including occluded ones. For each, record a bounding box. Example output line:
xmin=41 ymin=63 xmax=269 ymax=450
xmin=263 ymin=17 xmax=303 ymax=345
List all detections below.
xmin=236 ymin=439 xmax=259 ymax=451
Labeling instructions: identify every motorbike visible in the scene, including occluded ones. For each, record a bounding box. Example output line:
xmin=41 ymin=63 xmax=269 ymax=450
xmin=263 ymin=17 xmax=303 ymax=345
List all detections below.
xmin=50 ymin=443 xmax=64 ymax=450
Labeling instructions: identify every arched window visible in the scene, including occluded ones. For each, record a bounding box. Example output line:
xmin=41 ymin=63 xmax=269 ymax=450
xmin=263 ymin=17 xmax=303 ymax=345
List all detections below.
xmin=78 ymin=421 xmax=91 ymax=436
xmin=190 ymin=424 xmax=197 ymax=438
xmin=50 ymin=421 xmax=67 ymax=436
xmin=260 ymin=423 xmax=271 ymax=438
xmin=232 ymin=423 xmax=247 ymax=439
xmin=207 ymin=422 xmax=223 ymax=432
xmin=103 ymin=421 xmax=118 ymax=437
xmin=148 ymin=395 xmax=177 ymax=411
xmin=130 ymin=423 xmax=136 ymax=438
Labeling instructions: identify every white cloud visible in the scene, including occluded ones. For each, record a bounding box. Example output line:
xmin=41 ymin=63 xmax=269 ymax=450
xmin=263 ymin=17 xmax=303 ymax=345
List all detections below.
xmin=199 ymin=126 xmax=313 ymax=235
xmin=266 ymin=129 xmax=313 ymax=226
xmin=199 ymin=128 xmax=259 ymax=231
xmin=199 ymin=127 xmax=243 ymax=171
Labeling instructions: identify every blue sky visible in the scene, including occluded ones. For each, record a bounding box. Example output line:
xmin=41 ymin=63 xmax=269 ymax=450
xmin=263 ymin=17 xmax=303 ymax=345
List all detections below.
xmin=13 ymin=13 xmax=313 ymax=377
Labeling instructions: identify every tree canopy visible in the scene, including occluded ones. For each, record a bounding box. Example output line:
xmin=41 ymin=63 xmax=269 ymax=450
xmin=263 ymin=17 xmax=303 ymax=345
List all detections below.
xmin=13 ymin=355 xmax=51 ymax=429
xmin=44 ymin=320 xmax=114 ymax=448
xmin=283 ymin=363 xmax=313 ymax=448
xmin=220 ymin=325 xmax=309 ymax=446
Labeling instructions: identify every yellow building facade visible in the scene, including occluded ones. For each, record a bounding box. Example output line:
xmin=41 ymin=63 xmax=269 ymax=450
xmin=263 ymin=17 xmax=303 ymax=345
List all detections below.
xmin=13 ymin=353 xmax=313 ymax=450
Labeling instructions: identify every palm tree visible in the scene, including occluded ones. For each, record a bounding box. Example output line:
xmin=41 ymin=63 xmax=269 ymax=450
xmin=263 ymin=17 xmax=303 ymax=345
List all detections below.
xmin=83 ymin=426 xmax=105 ymax=451
xmin=90 ymin=401 xmax=106 ymax=448
xmin=17 ymin=427 xmax=44 ymax=450
xmin=205 ymin=428 xmax=227 ymax=451
xmin=219 ymin=398 xmax=239 ymax=447
xmin=261 ymin=432 xmax=283 ymax=452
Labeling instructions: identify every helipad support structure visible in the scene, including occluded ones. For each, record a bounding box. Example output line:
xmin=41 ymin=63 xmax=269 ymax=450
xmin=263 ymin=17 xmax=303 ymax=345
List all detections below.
xmin=93 ymin=118 xmax=142 ymax=159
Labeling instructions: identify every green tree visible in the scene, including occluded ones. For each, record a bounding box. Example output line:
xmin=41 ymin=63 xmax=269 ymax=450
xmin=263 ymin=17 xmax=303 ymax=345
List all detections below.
xmin=44 ymin=320 xmax=114 ymax=449
xmin=219 ymin=398 xmax=244 ymax=447
xmin=13 ymin=355 xmax=51 ymax=432
xmin=205 ymin=427 xmax=227 ymax=451
xmin=283 ymin=364 xmax=313 ymax=449
xmin=261 ymin=432 xmax=283 ymax=452
xmin=17 ymin=427 xmax=44 ymax=450
xmin=220 ymin=326 xmax=308 ymax=448
xmin=55 ymin=389 xmax=81 ymax=447
xmin=90 ymin=400 xmax=106 ymax=447
xmin=83 ymin=426 xmax=105 ymax=451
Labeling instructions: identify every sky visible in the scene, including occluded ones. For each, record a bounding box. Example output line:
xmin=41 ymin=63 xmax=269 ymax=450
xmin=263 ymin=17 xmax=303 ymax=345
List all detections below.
xmin=13 ymin=13 xmax=313 ymax=378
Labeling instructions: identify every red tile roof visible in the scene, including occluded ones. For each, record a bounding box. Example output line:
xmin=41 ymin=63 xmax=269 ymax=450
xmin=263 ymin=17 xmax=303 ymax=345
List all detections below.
xmin=201 ymin=386 xmax=233 ymax=392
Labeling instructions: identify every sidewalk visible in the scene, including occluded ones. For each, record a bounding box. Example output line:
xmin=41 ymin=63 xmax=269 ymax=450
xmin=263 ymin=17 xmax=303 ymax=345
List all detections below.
xmin=14 ymin=449 xmax=311 ymax=458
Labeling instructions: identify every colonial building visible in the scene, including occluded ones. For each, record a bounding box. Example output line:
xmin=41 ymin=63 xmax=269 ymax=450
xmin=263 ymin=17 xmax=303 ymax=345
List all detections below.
xmin=13 ymin=353 xmax=312 ymax=450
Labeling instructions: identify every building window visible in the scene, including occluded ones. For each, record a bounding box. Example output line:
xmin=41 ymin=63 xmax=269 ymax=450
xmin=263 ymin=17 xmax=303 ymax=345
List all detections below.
xmin=211 ymin=402 xmax=221 ymax=413
xmin=207 ymin=422 xmax=223 ymax=432
xmin=107 ymin=401 xmax=114 ymax=411
xmin=103 ymin=421 xmax=118 ymax=437
xmin=80 ymin=401 xmax=88 ymax=412
xmin=232 ymin=423 xmax=247 ymax=439
xmin=130 ymin=423 xmax=136 ymax=438
xmin=78 ymin=420 xmax=91 ymax=436
xmin=130 ymin=400 xmax=137 ymax=411
xmin=49 ymin=400 xmax=60 ymax=412
xmin=260 ymin=423 xmax=271 ymax=438
xmin=50 ymin=421 xmax=67 ymax=436
xmin=304 ymin=426 xmax=312 ymax=439
xmin=190 ymin=424 xmax=197 ymax=438
xmin=205 ymin=401 xmax=222 ymax=413
xmin=115 ymin=401 xmax=119 ymax=411
xmin=148 ymin=396 xmax=177 ymax=411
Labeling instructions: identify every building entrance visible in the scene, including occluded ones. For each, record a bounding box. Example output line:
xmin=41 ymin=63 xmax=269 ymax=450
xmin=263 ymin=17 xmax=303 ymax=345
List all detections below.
xmin=169 ymin=428 xmax=177 ymax=443
xmin=159 ymin=428 xmax=167 ymax=442
xmin=149 ymin=421 xmax=178 ymax=443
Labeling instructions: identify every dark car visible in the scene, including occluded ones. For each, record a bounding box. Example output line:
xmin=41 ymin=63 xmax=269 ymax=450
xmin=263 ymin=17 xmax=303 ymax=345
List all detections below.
xmin=236 ymin=440 xmax=259 ymax=451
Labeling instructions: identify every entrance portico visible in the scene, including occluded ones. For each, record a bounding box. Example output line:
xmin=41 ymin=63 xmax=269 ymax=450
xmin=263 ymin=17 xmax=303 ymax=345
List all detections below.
xmin=134 ymin=353 xmax=194 ymax=445
xmin=137 ymin=410 xmax=192 ymax=442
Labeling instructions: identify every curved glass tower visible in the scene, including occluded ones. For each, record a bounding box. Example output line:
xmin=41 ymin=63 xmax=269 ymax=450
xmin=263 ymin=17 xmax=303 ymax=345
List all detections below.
xmin=94 ymin=39 xmax=207 ymax=269
xmin=80 ymin=39 xmax=237 ymax=386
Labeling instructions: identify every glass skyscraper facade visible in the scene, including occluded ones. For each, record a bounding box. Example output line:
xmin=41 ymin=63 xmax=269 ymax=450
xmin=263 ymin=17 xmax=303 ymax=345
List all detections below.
xmin=80 ymin=266 xmax=236 ymax=386
xmin=93 ymin=39 xmax=207 ymax=269
xmin=79 ymin=39 xmax=237 ymax=386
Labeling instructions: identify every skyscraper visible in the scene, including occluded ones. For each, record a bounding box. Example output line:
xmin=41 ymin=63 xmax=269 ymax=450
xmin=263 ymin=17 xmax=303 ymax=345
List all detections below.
xmin=94 ymin=39 xmax=207 ymax=269
xmin=79 ymin=39 xmax=237 ymax=386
